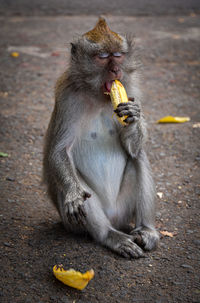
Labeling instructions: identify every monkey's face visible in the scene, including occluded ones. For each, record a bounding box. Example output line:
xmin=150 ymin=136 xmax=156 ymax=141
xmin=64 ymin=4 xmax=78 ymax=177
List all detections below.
xmin=94 ymin=51 xmax=125 ymax=93
xmin=69 ymin=18 xmax=136 ymax=95
xmin=69 ymin=39 xmax=136 ymax=96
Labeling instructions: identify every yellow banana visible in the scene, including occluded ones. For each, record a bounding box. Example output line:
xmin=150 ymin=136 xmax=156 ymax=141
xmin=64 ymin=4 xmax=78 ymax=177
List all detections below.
xmin=109 ymin=80 xmax=129 ymax=125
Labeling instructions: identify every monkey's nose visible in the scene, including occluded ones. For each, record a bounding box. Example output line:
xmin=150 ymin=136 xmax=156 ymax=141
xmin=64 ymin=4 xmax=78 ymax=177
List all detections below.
xmin=109 ymin=67 xmax=121 ymax=79
xmin=110 ymin=66 xmax=119 ymax=75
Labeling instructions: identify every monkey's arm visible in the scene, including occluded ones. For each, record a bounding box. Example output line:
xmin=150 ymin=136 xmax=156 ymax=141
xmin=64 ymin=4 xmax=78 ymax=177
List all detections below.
xmin=44 ymin=91 xmax=90 ymax=223
xmin=115 ymin=99 xmax=147 ymax=159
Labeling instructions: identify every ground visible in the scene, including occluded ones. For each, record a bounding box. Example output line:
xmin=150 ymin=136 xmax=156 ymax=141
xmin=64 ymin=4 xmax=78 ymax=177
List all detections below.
xmin=0 ymin=12 xmax=200 ymax=303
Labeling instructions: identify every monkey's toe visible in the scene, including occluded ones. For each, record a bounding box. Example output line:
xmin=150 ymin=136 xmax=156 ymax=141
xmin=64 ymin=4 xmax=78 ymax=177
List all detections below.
xmin=116 ymin=239 xmax=144 ymax=259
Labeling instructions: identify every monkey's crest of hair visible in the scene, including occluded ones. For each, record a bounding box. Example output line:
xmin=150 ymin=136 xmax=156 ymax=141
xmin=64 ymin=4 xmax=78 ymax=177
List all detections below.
xmin=82 ymin=17 xmax=128 ymax=53
xmin=84 ymin=17 xmax=122 ymax=46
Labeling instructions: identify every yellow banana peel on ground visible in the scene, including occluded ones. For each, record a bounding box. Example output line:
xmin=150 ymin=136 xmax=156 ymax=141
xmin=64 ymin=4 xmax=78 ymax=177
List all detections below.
xmin=53 ymin=265 xmax=94 ymax=290
xmin=157 ymin=115 xmax=190 ymax=123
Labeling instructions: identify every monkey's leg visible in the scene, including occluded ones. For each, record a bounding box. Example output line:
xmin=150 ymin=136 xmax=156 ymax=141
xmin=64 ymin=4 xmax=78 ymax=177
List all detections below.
xmin=57 ymin=183 xmax=144 ymax=258
xmin=85 ymin=196 xmax=144 ymax=258
xmin=131 ymin=150 xmax=159 ymax=251
xmin=116 ymin=152 xmax=159 ymax=251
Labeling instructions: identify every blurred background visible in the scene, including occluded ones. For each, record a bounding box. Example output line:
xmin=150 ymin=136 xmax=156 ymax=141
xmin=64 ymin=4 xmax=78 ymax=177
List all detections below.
xmin=0 ymin=0 xmax=200 ymax=16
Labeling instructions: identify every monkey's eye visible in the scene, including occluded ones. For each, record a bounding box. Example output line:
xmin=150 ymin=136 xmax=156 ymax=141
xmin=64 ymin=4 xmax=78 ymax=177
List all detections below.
xmin=113 ymin=52 xmax=122 ymax=57
xmin=98 ymin=53 xmax=110 ymax=59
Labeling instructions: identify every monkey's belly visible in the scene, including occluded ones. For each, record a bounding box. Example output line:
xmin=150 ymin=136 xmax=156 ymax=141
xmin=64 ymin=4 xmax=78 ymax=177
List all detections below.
xmin=72 ymin=136 xmax=127 ymax=204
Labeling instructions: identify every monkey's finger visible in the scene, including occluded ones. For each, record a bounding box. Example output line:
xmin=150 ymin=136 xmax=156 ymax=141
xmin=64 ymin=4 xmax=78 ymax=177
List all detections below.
xmin=116 ymin=103 xmax=140 ymax=111
xmin=116 ymin=101 xmax=138 ymax=109
xmin=115 ymin=105 xmax=140 ymax=116
xmin=64 ymin=205 xmax=73 ymax=224
xmin=114 ymin=106 xmax=129 ymax=113
xmin=76 ymin=208 xmax=87 ymax=226
xmin=68 ymin=202 xmax=74 ymax=215
xmin=117 ymin=102 xmax=132 ymax=107
xmin=116 ymin=110 xmax=133 ymax=117
xmin=68 ymin=212 xmax=77 ymax=225
xmin=129 ymin=245 xmax=144 ymax=258
xmin=128 ymin=244 xmax=144 ymax=258
xmin=78 ymin=205 xmax=87 ymax=218
xmin=119 ymin=241 xmax=144 ymax=259
xmin=124 ymin=116 xmax=138 ymax=124
xmin=128 ymin=97 xmax=135 ymax=102
xmin=74 ymin=211 xmax=85 ymax=226
xmin=120 ymin=251 xmax=130 ymax=259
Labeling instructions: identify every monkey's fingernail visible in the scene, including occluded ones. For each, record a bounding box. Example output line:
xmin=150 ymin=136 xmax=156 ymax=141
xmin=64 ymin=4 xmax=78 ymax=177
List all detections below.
xmin=128 ymin=97 xmax=135 ymax=102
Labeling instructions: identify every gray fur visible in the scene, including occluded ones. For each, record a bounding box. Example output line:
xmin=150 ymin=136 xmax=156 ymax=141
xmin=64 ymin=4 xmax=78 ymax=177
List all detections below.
xmin=43 ymin=27 xmax=159 ymax=258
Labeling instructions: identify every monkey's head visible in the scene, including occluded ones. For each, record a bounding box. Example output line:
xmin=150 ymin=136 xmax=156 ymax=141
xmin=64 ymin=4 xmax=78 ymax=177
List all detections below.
xmin=69 ymin=18 xmax=136 ymax=95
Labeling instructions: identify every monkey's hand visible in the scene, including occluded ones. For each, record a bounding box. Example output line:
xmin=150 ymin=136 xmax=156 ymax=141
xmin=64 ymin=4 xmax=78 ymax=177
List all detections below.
xmin=64 ymin=191 xmax=91 ymax=226
xmin=114 ymin=98 xmax=140 ymax=124
xmin=116 ymin=98 xmax=147 ymax=159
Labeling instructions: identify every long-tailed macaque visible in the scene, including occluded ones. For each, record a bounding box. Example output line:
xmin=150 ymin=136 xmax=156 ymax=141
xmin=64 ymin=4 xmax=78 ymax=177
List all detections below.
xmin=43 ymin=18 xmax=159 ymax=258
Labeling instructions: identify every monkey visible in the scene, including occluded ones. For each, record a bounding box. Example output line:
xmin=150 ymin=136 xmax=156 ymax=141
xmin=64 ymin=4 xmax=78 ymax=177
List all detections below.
xmin=43 ymin=18 xmax=159 ymax=258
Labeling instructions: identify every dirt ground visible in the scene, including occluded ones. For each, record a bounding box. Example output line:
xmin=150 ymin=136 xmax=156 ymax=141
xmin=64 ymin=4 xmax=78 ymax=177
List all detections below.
xmin=0 ymin=14 xmax=200 ymax=303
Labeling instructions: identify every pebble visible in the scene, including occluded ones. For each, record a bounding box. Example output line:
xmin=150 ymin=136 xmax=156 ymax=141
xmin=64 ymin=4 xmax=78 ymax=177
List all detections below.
xmin=7 ymin=199 xmax=15 ymax=203
xmin=186 ymin=230 xmax=194 ymax=234
xmin=6 ymin=177 xmax=15 ymax=182
xmin=4 ymin=242 xmax=12 ymax=247
xmin=181 ymin=264 xmax=194 ymax=270
xmin=60 ymin=296 xmax=70 ymax=303
xmin=193 ymin=240 xmax=200 ymax=246
xmin=173 ymin=281 xmax=184 ymax=285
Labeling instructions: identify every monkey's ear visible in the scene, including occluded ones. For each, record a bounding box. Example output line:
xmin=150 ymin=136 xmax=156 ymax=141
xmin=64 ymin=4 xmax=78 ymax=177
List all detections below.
xmin=71 ymin=43 xmax=77 ymax=56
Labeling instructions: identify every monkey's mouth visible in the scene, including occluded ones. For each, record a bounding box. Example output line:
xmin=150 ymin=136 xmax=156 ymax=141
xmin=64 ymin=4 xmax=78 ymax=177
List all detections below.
xmin=104 ymin=80 xmax=114 ymax=93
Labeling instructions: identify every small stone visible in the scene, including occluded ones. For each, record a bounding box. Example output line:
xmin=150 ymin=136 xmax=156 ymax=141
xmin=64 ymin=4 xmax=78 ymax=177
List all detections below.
xmin=186 ymin=230 xmax=194 ymax=234
xmin=7 ymin=199 xmax=15 ymax=203
xmin=6 ymin=177 xmax=15 ymax=182
xmin=173 ymin=281 xmax=184 ymax=286
xmin=4 ymin=242 xmax=12 ymax=247
xmin=193 ymin=240 xmax=200 ymax=246
xmin=181 ymin=264 xmax=193 ymax=270
xmin=60 ymin=296 xmax=70 ymax=303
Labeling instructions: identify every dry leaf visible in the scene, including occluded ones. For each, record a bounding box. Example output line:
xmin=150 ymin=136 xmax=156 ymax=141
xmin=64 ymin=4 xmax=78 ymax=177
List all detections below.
xmin=192 ymin=123 xmax=200 ymax=128
xmin=157 ymin=192 xmax=163 ymax=199
xmin=160 ymin=231 xmax=174 ymax=238
xmin=53 ymin=264 xmax=94 ymax=290
xmin=0 ymin=92 xmax=8 ymax=97
xmin=157 ymin=116 xmax=190 ymax=123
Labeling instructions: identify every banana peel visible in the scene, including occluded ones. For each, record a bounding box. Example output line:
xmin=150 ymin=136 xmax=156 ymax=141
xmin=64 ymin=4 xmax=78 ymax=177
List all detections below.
xmin=157 ymin=116 xmax=190 ymax=123
xmin=53 ymin=264 xmax=94 ymax=290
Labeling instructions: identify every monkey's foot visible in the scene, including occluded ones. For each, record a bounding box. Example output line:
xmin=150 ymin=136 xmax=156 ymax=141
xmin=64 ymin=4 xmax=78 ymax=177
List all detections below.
xmin=131 ymin=227 xmax=160 ymax=251
xmin=105 ymin=230 xmax=144 ymax=259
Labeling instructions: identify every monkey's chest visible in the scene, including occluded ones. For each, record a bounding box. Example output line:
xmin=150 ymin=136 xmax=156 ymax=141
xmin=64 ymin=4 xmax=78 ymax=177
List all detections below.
xmin=72 ymin=115 xmax=127 ymax=202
